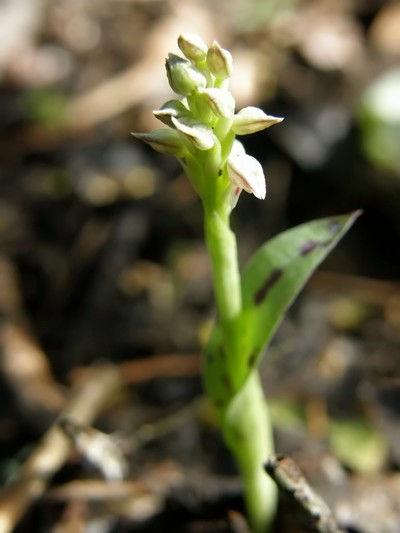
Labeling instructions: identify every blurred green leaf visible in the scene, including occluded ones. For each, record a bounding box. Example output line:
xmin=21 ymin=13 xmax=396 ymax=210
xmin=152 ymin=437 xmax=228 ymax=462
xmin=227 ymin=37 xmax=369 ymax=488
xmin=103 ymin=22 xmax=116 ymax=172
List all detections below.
xmin=23 ymin=88 xmax=67 ymax=127
xmin=330 ymin=418 xmax=388 ymax=474
xmin=358 ymin=68 xmax=400 ymax=175
xmin=268 ymin=398 xmax=305 ymax=429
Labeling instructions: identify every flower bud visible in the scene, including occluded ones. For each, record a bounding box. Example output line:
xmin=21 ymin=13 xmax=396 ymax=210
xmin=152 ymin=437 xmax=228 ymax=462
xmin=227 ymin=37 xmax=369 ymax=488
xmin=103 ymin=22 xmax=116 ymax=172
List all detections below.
xmin=232 ymin=106 xmax=283 ymax=135
xmin=171 ymin=116 xmax=215 ymax=150
xmin=166 ymin=53 xmax=207 ymax=96
xmin=198 ymin=88 xmax=235 ymax=119
xmin=178 ymin=33 xmax=208 ymax=62
xmin=131 ymin=129 xmax=186 ymax=157
xmin=227 ymin=141 xmax=266 ymax=199
xmin=206 ymin=41 xmax=233 ymax=79
xmin=153 ymin=100 xmax=190 ymax=127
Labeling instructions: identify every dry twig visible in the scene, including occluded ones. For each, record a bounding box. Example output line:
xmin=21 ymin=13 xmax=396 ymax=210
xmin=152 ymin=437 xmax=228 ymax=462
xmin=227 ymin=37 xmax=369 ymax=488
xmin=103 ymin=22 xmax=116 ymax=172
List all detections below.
xmin=264 ymin=454 xmax=345 ymax=533
xmin=70 ymin=353 xmax=201 ymax=386
xmin=0 ymin=365 xmax=122 ymax=533
xmin=0 ymin=257 xmax=65 ymax=427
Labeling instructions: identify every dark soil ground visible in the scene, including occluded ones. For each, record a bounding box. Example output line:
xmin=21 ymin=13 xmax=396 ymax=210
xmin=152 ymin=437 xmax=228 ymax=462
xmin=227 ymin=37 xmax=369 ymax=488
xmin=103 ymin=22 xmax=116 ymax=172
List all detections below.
xmin=1 ymin=1 xmax=400 ymax=531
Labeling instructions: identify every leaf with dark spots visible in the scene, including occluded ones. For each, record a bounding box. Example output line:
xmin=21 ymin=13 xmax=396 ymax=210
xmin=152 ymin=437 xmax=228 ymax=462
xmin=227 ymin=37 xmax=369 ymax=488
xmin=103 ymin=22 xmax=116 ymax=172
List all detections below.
xmin=254 ymin=268 xmax=283 ymax=305
xmin=237 ymin=211 xmax=360 ymax=381
xmin=204 ymin=211 xmax=360 ymax=415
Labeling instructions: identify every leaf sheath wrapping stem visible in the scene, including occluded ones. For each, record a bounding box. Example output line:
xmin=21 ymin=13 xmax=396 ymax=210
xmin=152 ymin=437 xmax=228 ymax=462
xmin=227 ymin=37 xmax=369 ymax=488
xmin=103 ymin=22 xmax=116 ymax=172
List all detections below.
xmin=223 ymin=370 xmax=277 ymax=533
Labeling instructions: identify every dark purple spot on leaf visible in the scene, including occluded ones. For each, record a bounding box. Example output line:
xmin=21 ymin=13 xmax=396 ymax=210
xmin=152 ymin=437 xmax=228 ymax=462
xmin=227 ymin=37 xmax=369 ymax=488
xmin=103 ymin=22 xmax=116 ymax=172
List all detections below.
xmin=300 ymin=237 xmax=334 ymax=256
xmin=299 ymin=240 xmax=318 ymax=256
xmin=254 ymin=268 xmax=284 ymax=305
xmin=215 ymin=398 xmax=224 ymax=409
xmin=231 ymin=426 xmax=245 ymax=442
xmin=218 ymin=345 xmax=227 ymax=360
xmin=248 ymin=350 xmax=258 ymax=368
xmin=221 ymin=374 xmax=233 ymax=394
xmin=206 ymin=352 xmax=215 ymax=365
xmin=327 ymin=219 xmax=341 ymax=234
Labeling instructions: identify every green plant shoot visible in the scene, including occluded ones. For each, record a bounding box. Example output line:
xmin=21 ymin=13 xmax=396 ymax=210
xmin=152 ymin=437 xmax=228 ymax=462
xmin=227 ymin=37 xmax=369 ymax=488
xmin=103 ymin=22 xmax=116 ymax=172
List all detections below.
xmin=133 ymin=33 xmax=360 ymax=532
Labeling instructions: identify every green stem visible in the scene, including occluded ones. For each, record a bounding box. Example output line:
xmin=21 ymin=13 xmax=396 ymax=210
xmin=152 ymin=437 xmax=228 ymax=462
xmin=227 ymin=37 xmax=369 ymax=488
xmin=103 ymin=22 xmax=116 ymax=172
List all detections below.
xmin=203 ymin=206 xmax=241 ymax=327
xmin=203 ymin=205 xmax=277 ymax=532
xmin=223 ymin=371 xmax=277 ymax=533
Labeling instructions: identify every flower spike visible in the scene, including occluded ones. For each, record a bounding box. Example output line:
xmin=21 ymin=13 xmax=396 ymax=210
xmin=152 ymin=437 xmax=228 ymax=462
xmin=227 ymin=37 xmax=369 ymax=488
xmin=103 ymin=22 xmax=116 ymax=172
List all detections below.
xmin=135 ymin=34 xmax=282 ymax=208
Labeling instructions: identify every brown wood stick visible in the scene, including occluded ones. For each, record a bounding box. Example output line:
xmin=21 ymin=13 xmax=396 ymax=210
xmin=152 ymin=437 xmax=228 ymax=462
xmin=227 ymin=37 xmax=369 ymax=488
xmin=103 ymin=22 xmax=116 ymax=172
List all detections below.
xmin=0 ymin=365 xmax=122 ymax=533
xmin=265 ymin=454 xmax=345 ymax=533
xmin=70 ymin=353 xmax=201 ymax=386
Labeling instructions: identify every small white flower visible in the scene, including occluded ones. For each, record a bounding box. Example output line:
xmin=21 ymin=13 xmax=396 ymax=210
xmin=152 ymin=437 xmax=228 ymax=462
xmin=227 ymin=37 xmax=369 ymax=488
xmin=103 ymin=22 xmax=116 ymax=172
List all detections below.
xmin=171 ymin=116 xmax=215 ymax=150
xmin=153 ymin=99 xmax=190 ymax=127
xmin=198 ymin=88 xmax=235 ymax=119
xmin=232 ymin=106 xmax=283 ymax=135
xmin=131 ymin=129 xmax=186 ymax=157
xmin=227 ymin=141 xmax=266 ymax=200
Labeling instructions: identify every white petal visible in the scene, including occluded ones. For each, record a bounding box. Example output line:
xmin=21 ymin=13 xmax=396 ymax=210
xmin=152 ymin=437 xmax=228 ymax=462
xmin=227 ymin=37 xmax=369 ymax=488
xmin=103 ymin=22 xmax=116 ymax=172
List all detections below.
xmin=198 ymin=88 xmax=235 ymax=118
xmin=132 ymin=129 xmax=186 ymax=157
xmin=232 ymin=106 xmax=283 ymax=135
xmin=227 ymin=153 xmax=266 ymax=199
xmin=171 ymin=116 xmax=215 ymax=150
xmin=230 ymin=139 xmax=246 ymax=157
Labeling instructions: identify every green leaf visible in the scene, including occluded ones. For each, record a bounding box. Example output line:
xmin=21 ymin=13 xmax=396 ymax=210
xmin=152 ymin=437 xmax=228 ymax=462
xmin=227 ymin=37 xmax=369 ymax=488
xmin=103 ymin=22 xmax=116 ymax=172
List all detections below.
xmin=241 ymin=210 xmax=361 ymax=368
xmin=204 ymin=210 xmax=361 ymax=408
xmin=329 ymin=418 xmax=387 ymax=474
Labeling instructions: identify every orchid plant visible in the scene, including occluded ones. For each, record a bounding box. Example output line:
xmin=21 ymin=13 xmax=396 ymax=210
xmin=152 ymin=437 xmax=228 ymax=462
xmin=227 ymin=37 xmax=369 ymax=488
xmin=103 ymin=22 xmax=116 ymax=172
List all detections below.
xmin=133 ymin=33 xmax=359 ymax=533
